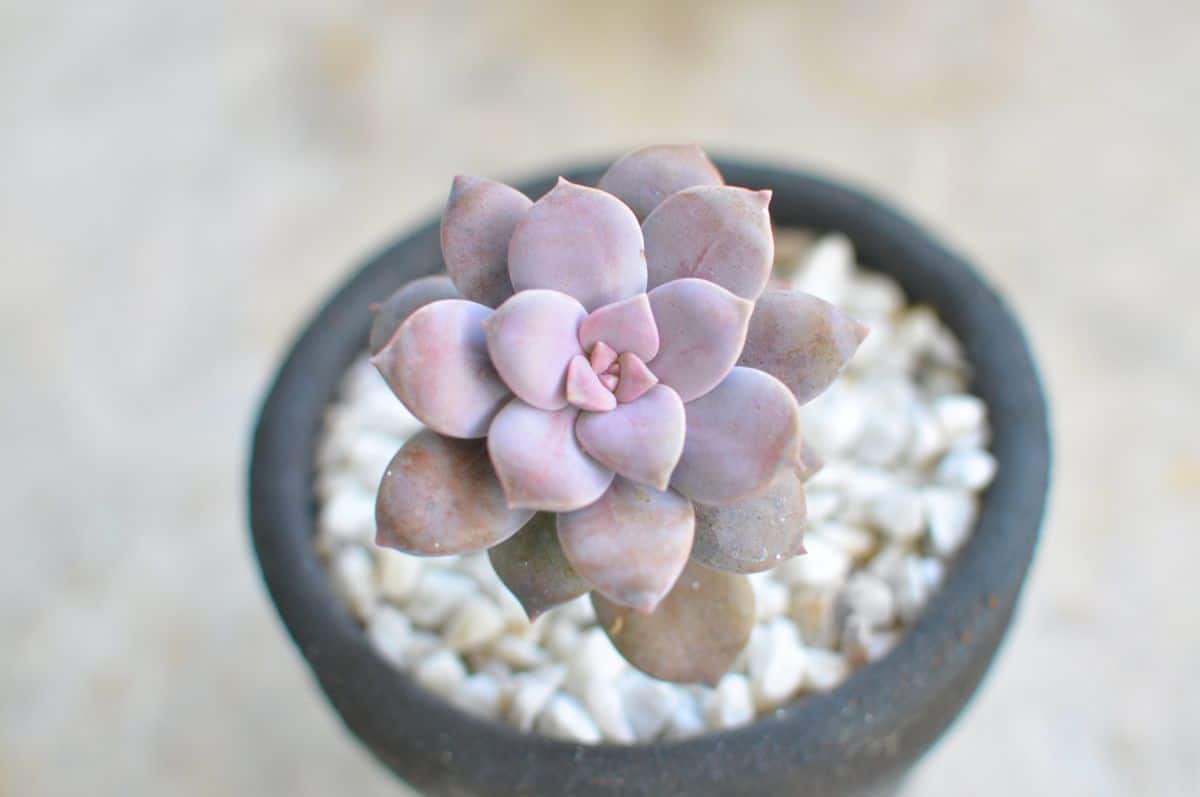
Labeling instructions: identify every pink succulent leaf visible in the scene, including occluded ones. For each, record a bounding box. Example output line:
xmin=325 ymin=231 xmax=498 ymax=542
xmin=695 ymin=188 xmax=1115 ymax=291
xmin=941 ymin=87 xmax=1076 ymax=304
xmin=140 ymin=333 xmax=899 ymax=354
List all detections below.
xmin=577 ymin=293 xmax=660 ymax=362
xmin=670 ymin=366 xmax=802 ymax=505
xmin=598 ymin=373 xmax=619 ymax=391
xmin=612 ymin=352 xmax=657 ymax=404
xmin=371 ymin=299 xmax=510 ymax=438
xmin=646 ymin=278 xmax=754 ymax=402
xmin=565 ymin=354 xmax=617 ymax=412
xmin=588 ymin=340 xmax=619 ymax=373
xmin=596 ymin=144 xmax=724 ymax=221
xmin=440 ymin=176 xmax=532 ymax=307
xmin=487 ymin=399 xmax=615 ymax=512
xmin=482 ymin=289 xmax=586 ymax=411
xmin=558 ymin=478 xmax=694 ymax=613
xmin=593 ymin=559 xmax=754 ymax=686
xmin=575 ymin=384 xmax=685 ymax=491
xmin=375 ymin=430 xmax=533 ymax=555
xmin=507 ymin=178 xmax=647 ymax=311
xmin=691 ymin=468 xmax=807 ymax=573
xmin=739 ymin=289 xmax=869 ymax=405
xmin=489 ymin=512 xmax=590 ymax=620
xmin=643 ymin=185 xmax=775 ymax=301
xmin=368 ymin=275 xmax=459 ymax=355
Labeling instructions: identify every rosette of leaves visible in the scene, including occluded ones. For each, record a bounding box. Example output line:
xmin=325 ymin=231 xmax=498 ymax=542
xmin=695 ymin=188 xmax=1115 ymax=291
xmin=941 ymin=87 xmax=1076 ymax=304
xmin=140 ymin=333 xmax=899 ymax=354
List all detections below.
xmin=368 ymin=145 xmax=866 ymax=685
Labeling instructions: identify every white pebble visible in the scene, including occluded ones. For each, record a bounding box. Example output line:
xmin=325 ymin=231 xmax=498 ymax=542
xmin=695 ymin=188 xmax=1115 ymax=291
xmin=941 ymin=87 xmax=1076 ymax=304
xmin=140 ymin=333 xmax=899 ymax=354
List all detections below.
xmin=451 ymin=673 xmax=504 ymax=720
xmin=789 ymin=587 xmax=839 ymax=648
xmin=932 ymin=394 xmax=987 ymax=442
xmin=867 ymin=487 xmax=926 ymax=542
xmin=801 ymin=384 xmax=866 ymax=456
xmin=805 ymin=489 xmax=842 ymax=524
xmin=403 ymin=629 xmax=443 ymax=661
xmin=565 ymin=629 xmax=627 ymax=697
xmin=704 ymin=674 xmax=755 ymax=729
xmin=747 ymin=619 xmax=807 ymax=710
xmin=405 ymin=569 xmax=476 ymax=628
xmin=542 ymin=619 xmax=582 ymax=662
xmin=793 ymin=233 xmax=853 ymax=304
xmin=331 ymin=546 xmax=378 ymax=621
xmin=777 ymin=535 xmax=851 ymax=590
xmin=618 ymin=671 xmax=680 ymax=741
xmin=536 ymin=694 xmax=602 ymax=744
xmin=508 ymin=666 xmax=566 ymax=732
xmin=559 ymin=594 xmax=598 ymax=626
xmin=919 ymin=557 xmax=945 ymax=591
xmin=924 ymin=486 xmax=978 ymax=556
xmin=891 ymin=556 xmax=934 ymax=623
xmin=802 ymin=647 xmax=849 ymax=691
xmin=347 ymin=432 xmax=402 ymax=490
xmin=490 ymin=634 xmax=549 ymax=670
xmin=663 ymin=692 xmax=707 ymax=740
xmin=444 ymin=596 xmax=506 ymax=652
xmin=839 ymin=572 xmax=895 ymax=628
xmin=414 ymin=649 xmax=467 ymax=697
xmin=935 ymin=447 xmax=997 ymax=490
xmin=843 ymin=615 xmax=899 ymax=665
xmin=319 ymin=490 xmax=376 ymax=544
xmin=856 ymin=408 xmax=911 ymax=467
xmin=367 ymin=604 xmax=412 ymax=667
xmin=582 ymin=679 xmax=636 ymax=743
xmin=810 ymin=522 xmax=875 ymax=560
xmin=749 ymin=573 xmax=789 ymax=621
xmin=377 ymin=549 xmax=422 ymax=602
xmin=906 ymin=404 xmax=949 ymax=466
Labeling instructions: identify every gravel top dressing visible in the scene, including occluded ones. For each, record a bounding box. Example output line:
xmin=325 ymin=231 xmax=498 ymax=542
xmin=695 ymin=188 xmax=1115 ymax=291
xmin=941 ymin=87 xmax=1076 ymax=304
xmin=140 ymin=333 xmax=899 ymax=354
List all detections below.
xmin=312 ymin=230 xmax=996 ymax=745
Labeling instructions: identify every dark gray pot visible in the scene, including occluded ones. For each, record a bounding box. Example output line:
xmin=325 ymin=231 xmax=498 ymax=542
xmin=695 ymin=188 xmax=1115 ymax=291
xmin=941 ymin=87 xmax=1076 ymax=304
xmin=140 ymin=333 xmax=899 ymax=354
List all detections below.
xmin=248 ymin=160 xmax=1050 ymax=796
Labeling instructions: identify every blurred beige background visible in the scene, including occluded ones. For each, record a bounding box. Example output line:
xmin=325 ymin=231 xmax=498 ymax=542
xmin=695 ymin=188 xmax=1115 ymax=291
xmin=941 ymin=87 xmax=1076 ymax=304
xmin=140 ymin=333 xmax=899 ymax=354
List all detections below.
xmin=3 ymin=1 xmax=1198 ymax=795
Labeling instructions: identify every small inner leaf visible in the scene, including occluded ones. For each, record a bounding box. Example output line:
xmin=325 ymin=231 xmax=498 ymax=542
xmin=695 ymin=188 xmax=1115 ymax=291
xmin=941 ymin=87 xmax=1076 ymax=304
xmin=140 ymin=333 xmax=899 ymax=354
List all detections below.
xmin=593 ymin=560 xmax=755 ymax=686
xmin=489 ymin=513 xmax=591 ymax=620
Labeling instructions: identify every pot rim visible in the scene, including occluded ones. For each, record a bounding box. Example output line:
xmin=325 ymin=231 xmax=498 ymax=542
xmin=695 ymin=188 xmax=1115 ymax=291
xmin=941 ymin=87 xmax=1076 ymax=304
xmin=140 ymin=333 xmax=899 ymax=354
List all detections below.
xmin=248 ymin=158 xmax=1050 ymax=796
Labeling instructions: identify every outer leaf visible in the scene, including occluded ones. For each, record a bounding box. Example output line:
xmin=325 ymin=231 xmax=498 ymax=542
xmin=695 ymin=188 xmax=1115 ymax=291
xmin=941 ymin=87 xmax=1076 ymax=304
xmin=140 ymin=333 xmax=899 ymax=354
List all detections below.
xmin=507 ymin=178 xmax=647 ymax=311
xmin=482 ymin=289 xmax=586 ymax=411
xmin=558 ymin=478 xmax=694 ymax=612
xmin=691 ymin=468 xmax=807 ymax=573
xmin=371 ymin=299 xmax=510 ymax=438
xmin=739 ymin=289 xmax=869 ymax=405
xmin=593 ymin=560 xmax=754 ymax=686
xmin=440 ymin=176 xmax=532 ymax=307
xmin=577 ymin=293 xmax=660 ymax=362
xmin=487 ymin=399 xmax=615 ymax=512
xmin=670 ymin=366 xmax=802 ymax=505
xmin=596 ymin=144 xmax=724 ymax=221
xmin=368 ymin=275 xmax=459 ymax=354
xmin=575 ymin=384 xmax=685 ymax=491
xmin=643 ymin=185 xmax=774 ymax=300
xmin=489 ymin=513 xmax=590 ymax=620
xmin=375 ymin=430 xmax=533 ymax=555
xmin=647 ymin=278 xmax=753 ymax=402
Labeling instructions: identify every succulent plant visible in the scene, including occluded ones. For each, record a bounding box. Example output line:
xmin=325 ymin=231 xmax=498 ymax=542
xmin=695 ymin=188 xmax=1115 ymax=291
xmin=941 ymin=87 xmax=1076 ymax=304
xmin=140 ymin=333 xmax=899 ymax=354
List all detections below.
xmin=368 ymin=145 xmax=867 ymax=685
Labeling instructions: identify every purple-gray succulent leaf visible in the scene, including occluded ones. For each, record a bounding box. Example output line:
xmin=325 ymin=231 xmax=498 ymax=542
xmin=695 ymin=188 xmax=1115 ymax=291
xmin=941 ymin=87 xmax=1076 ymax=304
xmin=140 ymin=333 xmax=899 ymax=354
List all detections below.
xmin=646 ymin=278 xmax=754 ymax=403
xmin=375 ymin=430 xmax=533 ymax=555
xmin=643 ymin=185 xmax=774 ymax=301
xmin=577 ymin=293 xmax=660 ymax=363
xmin=440 ymin=176 xmax=532 ymax=307
xmin=488 ymin=512 xmax=590 ymax=620
xmin=596 ymin=144 xmax=724 ymax=221
xmin=368 ymin=275 xmax=459 ymax=355
xmin=575 ymin=383 xmax=685 ymax=491
xmin=691 ymin=468 xmax=807 ymax=573
xmin=487 ymin=399 xmax=615 ymax=512
xmin=507 ymin=178 xmax=647 ymax=311
xmin=370 ymin=299 xmax=510 ymax=439
xmin=739 ymin=289 xmax=869 ymax=405
xmin=558 ymin=477 xmax=694 ymax=613
xmin=612 ymin=352 xmax=657 ymax=404
xmin=565 ymin=354 xmax=617 ymax=412
xmin=670 ymin=366 xmax=803 ymax=505
xmin=592 ymin=559 xmax=754 ymax=686
xmin=482 ymin=289 xmax=586 ymax=411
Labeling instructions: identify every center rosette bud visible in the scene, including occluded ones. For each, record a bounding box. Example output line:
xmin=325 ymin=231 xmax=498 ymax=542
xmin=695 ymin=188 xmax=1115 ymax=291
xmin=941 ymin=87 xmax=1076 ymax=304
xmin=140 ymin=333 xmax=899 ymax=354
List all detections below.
xmin=565 ymin=341 xmax=659 ymax=412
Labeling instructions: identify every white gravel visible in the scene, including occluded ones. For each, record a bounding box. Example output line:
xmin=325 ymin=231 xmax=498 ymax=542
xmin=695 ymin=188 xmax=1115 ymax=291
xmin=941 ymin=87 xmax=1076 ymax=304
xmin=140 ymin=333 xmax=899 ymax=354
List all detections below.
xmin=312 ymin=230 xmax=997 ymax=744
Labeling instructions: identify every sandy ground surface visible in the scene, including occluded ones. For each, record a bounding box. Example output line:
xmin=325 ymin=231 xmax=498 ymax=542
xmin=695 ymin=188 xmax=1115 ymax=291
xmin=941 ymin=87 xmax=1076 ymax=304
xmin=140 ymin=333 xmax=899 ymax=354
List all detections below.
xmin=3 ymin=2 xmax=1198 ymax=795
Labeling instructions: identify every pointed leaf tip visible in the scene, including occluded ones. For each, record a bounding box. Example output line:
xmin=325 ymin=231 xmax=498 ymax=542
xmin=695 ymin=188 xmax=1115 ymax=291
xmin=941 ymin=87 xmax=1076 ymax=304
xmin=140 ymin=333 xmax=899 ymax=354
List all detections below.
xmin=489 ymin=513 xmax=590 ymax=620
